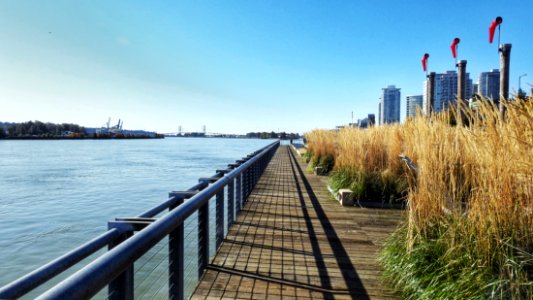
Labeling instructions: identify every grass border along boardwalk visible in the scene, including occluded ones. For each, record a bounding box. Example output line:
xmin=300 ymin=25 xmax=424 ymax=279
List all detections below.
xmin=191 ymin=145 xmax=401 ymax=299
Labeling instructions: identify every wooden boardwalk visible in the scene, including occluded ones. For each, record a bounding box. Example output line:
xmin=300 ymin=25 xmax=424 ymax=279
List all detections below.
xmin=191 ymin=146 xmax=402 ymax=299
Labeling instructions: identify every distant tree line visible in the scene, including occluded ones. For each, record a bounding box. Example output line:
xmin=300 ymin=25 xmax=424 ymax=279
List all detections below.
xmin=245 ymin=132 xmax=300 ymax=140
xmin=0 ymin=121 xmax=163 ymax=139
xmin=0 ymin=121 xmax=86 ymax=138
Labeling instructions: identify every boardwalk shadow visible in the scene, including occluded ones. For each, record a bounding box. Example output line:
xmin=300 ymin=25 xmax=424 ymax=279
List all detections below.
xmin=193 ymin=146 xmax=384 ymax=299
xmin=287 ymin=147 xmax=371 ymax=300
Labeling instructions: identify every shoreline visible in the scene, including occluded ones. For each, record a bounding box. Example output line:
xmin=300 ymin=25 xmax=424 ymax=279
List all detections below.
xmin=0 ymin=136 xmax=164 ymax=140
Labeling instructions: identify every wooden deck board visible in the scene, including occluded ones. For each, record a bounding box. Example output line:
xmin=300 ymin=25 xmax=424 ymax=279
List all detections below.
xmin=191 ymin=145 xmax=402 ymax=299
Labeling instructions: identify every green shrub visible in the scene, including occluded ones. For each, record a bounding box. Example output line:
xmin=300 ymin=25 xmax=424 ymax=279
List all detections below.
xmin=305 ymin=152 xmax=335 ymax=175
xmin=330 ymin=168 xmax=362 ymax=193
xmin=330 ymin=167 xmax=406 ymax=204
xmin=318 ymin=153 xmax=334 ymax=173
xmin=302 ymin=150 xmax=312 ymax=163
xmin=380 ymin=222 xmax=533 ymax=300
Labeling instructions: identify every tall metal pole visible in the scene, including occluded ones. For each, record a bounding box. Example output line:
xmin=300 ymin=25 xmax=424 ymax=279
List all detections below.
xmin=499 ymin=44 xmax=512 ymax=118
xmin=456 ymin=60 xmax=467 ymax=124
xmin=426 ymin=72 xmax=436 ymax=115
xmin=456 ymin=60 xmax=467 ymax=104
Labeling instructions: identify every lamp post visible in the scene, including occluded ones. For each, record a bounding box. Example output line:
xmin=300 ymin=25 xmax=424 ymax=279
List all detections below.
xmin=518 ymin=73 xmax=527 ymax=96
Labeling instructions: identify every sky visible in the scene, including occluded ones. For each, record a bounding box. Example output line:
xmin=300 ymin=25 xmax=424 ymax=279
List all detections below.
xmin=1 ymin=1 xmax=532 ymax=134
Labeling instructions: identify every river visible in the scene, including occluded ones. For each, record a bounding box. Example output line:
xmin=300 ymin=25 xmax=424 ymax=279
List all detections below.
xmin=0 ymin=137 xmax=273 ymax=298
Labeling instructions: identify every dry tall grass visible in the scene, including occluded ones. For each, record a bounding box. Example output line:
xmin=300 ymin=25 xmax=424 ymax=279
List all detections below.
xmin=305 ymin=129 xmax=337 ymax=160
xmin=305 ymin=97 xmax=533 ymax=297
xmin=335 ymin=123 xmax=405 ymax=176
xmin=304 ymin=129 xmax=337 ymax=172
xmin=407 ymin=100 xmax=533 ymax=255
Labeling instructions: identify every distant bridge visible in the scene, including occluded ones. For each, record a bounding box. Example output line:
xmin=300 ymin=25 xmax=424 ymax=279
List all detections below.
xmin=162 ymin=132 xmax=242 ymax=137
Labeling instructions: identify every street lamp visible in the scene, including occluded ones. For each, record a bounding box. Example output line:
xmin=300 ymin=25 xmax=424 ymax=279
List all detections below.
xmin=518 ymin=73 xmax=527 ymax=95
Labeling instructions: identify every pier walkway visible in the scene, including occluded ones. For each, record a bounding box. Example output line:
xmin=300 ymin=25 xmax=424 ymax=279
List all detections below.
xmin=191 ymin=146 xmax=402 ymax=299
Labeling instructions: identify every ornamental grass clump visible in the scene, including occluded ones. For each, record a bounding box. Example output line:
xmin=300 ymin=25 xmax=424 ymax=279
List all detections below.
xmin=304 ymin=129 xmax=337 ymax=173
xmin=331 ymin=124 xmax=408 ymax=203
xmin=381 ymin=98 xmax=533 ymax=299
xmin=304 ymin=97 xmax=532 ymax=298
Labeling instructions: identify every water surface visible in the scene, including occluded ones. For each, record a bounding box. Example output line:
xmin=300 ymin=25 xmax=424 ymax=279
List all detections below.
xmin=0 ymin=138 xmax=272 ymax=289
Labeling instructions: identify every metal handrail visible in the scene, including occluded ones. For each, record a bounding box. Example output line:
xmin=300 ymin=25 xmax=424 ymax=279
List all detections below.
xmin=0 ymin=140 xmax=279 ymax=299
xmin=137 ymin=181 xmax=208 ymax=218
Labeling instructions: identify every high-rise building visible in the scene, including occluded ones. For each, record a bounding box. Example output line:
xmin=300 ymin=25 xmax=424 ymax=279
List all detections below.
xmin=472 ymin=83 xmax=479 ymax=95
xmin=379 ymin=85 xmax=401 ymax=124
xmin=367 ymin=114 xmax=375 ymax=127
xmin=423 ymin=71 xmax=472 ymax=113
xmin=406 ymin=95 xmax=423 ymax=118
xmin=378 ymin=103 xmax=381 ymax=126
xmin=423 ymin=80 xmax=430 ymax=114
xmin=478 ymin=69 xmax=500 ymax=101
xmin=352 ymin=114 xmax=376 ymax=129
xmin=357 ymin=118 xmax=368 ymax=128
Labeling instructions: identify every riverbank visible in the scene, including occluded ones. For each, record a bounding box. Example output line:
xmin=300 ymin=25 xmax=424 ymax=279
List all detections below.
xmin=0 ymin=120 xmax=163 ymax=140
xmin=1 ymin=134 xmax=164 ymax=140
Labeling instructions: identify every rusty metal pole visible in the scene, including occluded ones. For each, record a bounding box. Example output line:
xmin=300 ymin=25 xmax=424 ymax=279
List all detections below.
xmin=426 ymin=72 xmax=436 ymax=115
xmin=499 ymin=44 xmax=512 ymax=118
xmin=456 ymin=60 xmax=467 ymax=124
xmin=457 ymin=60 xmax=467 ymax=104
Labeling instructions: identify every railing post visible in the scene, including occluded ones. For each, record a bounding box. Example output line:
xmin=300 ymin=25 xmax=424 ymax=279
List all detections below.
xmin=251 ymin=162 xmax=256 ymax=188
xmin=243 ymin=169 xmax=249 ymax=201
xmin=247 ymin=166 xmax=252 ymax=198
xmin=236 ymin=173 xmax=242 ymax=212
xmin=198 ymin=201 xmax=209 ymax=279
xmin=241 ymin=169 xmax=246 ymax=203
xmin=256 ymin=159 xmax=259 ymax=182
xmin=252 ymin=161 xmax=259 ymax=187
xmin=249 ymin=163 xmax=253 ymax=190
xmin=215 ymin=188 xmax=224 ymax=250
xmin=167 ymin=192 xmax=191 ymax=300
xmin=251 ymin=164 xmax=255 ymax=189
xmin=228 ymin=179 xmax=234 ymax=227
xmin=107 ymin=230 xmax=134 ymax=300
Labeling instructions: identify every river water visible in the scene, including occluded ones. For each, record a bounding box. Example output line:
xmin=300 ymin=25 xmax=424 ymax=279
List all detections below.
xmin=0 ymin=137 xmax=272 ymax=298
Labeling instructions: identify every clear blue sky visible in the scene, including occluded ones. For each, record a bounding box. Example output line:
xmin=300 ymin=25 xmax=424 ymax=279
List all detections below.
xmin=1 ymin=1 xmax=532 ymax=134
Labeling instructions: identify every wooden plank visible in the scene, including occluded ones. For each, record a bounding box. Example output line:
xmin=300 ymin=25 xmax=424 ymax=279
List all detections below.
xmin=190 ymin=145 xmax=402 ymax=299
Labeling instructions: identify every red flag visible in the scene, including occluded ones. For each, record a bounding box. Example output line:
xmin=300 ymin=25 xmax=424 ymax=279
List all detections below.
xmin=489 ymin=16 xmax=503 ymax=43
xmin=421 ymin=53 xmax=429 ymax=72
xmin=450 ymin=38 xmax=460 ymax=59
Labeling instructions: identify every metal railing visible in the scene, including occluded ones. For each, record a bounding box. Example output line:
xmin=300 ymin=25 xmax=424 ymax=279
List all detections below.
xmin=0 ymin=141 xmax=279 ymax=300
